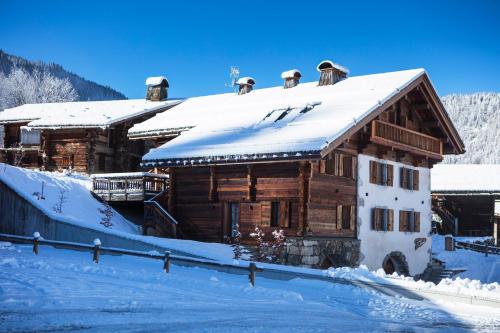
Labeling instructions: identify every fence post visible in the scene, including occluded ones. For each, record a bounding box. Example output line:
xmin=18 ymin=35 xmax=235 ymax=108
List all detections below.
xmin=93 ymin=238 xmax=101 ymax=263
xmin=249 ymin=263 xmax=256 ymax=286
xmin=33 ymin=232 xmax=40 ymax=255
xmin=164 ymin=251 xmax=171 ymax=273
xmin=485 ymin=244 xmax=488 ymax=257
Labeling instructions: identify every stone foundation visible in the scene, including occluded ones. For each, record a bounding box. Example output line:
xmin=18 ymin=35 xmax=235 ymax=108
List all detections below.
xmin=285 ymin=237 xmax=360 ymax=268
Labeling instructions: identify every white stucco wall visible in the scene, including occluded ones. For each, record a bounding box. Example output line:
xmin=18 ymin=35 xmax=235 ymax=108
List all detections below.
xmin=357 ymin=154 xmax=432 ymax=276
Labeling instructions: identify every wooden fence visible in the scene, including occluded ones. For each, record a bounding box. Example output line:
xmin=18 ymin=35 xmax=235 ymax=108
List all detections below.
xmin=455 ymin=240 xmax=500 ymax=256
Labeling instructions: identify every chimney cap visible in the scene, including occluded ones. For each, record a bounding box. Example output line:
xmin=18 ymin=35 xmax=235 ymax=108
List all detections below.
xmin=281 ymin=69 xmax=302 ymax=80
xmin=236 ymin=77 xmax=256 ymax=85
xmin=316 ymin=60 xmax=349 ymax=74
xmin=145 ymin=76 xmax=169 ymax=87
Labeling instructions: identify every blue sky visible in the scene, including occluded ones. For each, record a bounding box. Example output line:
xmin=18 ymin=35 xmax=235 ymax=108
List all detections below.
xmin=1 ymin=0 xmax=499 ymax=99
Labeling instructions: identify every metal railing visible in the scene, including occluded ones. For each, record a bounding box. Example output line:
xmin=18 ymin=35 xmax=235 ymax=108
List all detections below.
xmin=0 ymin=232 xmax=263 ymax=286
xmin=371 ymin=120 xmax=443 ymax=157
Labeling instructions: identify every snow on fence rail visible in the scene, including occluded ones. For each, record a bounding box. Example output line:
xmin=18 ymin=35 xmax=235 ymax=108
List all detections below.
xmin=455 ymin=240 xmax=500 ymax=256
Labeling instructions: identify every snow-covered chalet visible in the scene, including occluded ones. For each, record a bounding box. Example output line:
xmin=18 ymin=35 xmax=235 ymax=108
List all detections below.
xmin=125 ymin=61 xmax=465 ymax=276
xmin=0 ymin=77 xmax=180 ymax=173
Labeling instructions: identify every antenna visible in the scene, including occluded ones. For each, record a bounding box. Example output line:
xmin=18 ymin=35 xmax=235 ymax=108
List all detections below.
xmin=225 ymin=66 xmax=240 ymax=92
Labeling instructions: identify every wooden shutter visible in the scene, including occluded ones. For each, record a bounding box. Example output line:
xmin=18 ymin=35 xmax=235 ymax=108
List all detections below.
xmin=387 ymin=209 xmax=394 ymax=231
xmin=336 ymin=205 xmax=343 ymax=230
xmin=399 ymin=210 xmax=408 ymax=232
xmin=387 ymin=164 xmax=394 ymax=186
xmin=320 ymin=160 xmax=326 ymax=174
xmin=279 ymin=201 xmax=290 ymax=228
xmin=414 ymin=212 xmax=421 ymax=232
xmin=349 ymin=205 xmax=356 ymax=231
xmin=400 ymin=167 xmax=407 ymax=189
xmin=261 ymin=201 xmax=271 ymax=227
xmin=370 ymin=161 xmax=378 ymax=184
xmin=413 ymin=170 xmax=419 ymax=191
xmin=343 ymin=155 xmax=352 ymax=178
xmin=351 ymin=156 xmax=357 ymax=179
xmin=372 ymin=208 xmax=380 ymax=230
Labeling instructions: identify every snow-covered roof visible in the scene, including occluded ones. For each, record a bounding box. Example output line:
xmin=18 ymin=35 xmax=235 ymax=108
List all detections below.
xmin=145 ymin=76 xmax=169 ymax=86
xmin=317 ymin=60 xmax=349 ymax=74
xmin=281 ymin=69 xmax=302 ymax=79
xmin=137 ymin=68 xmax=428 ymax=166
xmin=431 ymin=164 xmax=500 ymax=194
xmin=236 ymin=77 xmax=256 ymax=85
xmin=0 ymin=99 xmax=181 ymax=129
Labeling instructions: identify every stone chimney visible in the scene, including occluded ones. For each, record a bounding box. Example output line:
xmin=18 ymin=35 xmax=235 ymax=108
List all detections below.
xmin=145 ymin=76 xmax=169 ymax=101
xmin=281 ymin=69 xmax=301 ymax=89
xmin=317 ymin=60 xmax=348 ymax=86
xmin=236 ymin=77 xmax=256 ymax=95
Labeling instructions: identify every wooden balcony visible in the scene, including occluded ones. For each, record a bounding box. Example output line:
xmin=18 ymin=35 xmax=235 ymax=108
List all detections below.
xmin=91 ymin=172 xmax=168 ymax=202
xmin=371 ymin=120 xmax=443 ymax=159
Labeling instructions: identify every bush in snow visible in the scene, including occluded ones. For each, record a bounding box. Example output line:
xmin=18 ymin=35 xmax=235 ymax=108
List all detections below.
xmin=231 ymin=224 xmax=243 ymax=260
xmin=98 ymin=201 xmax=114 ymax=228
xmin=52 ymin=188 xmax=67 ymax=214
xmin=32 ymin=181 xmax=46 ymax=200
xmin=249 ymin=226 xmax=267 ymax=262
xmin=271 ymin=229 xmax=286 ymax=263
xmin=12 ymin=143 xmax=24 ymax=167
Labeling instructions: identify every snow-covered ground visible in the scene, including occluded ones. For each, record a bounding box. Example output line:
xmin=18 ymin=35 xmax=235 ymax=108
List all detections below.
xmin=1 ymin=242 xmax=499 ymax=332
xmin=433 ymin=235 xmax=500 ymax=284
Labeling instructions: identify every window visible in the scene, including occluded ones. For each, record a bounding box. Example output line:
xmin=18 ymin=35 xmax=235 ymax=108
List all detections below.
xmin=270 ymin=202 xmax=280 ymax=227
xmin=0 ymin=125 xmax=4 ymax=149
xmin=372 ymin=208 xmax=394 ymax=231
xmin=20 ymin=127 xmax=41 ymax=146
xmin=62 ymin=154 xmax=74 ymax=168
xmin=336 ymin=205 xmax=355 ymax=230
xmin=370 ymin=161 xmax=393 ymax=186
xmin=399 ymin=210 xmax=421 ymax=232
xmin=322 ymin=152 xmax=356 ymax=179
xmin=400 ymin=167 xmax=419 ymax=190
xmin=229 ymin=202 xmax=240 ymax=237
xmin=97 ymin=154 xmax=106 ymax=171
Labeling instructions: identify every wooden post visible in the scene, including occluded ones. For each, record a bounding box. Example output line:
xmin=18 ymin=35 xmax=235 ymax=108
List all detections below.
xmin=248 ymin=262 xmax=263 ymax=287
xmin=93 ymin=238 xmax=101 ymax=263
xmin=164 ymin=251 xmax=171 ymax=273
xmin=33 ymin=232 xmax=40 ymax=255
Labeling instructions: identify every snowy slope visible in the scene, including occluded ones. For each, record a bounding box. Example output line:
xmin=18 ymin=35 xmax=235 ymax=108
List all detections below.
xmin=0 ymin=163 xmax=138 ymax=233
xmin=433 ymin=235 xmax=500 ymax=284
xmin=442 ymin=92 xmax=500 ymax=164
xmin=1 ymin=242 xmax=499 ymax=332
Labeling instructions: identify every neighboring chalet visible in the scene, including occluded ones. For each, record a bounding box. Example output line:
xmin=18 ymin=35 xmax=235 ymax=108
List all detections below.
xmin=0 ymin=77 xmax=180 ymax=173
xmin=122 ymin=61 xmax=464 ymax=276
xmin=432 ymin=164 xmax=500 ymax=243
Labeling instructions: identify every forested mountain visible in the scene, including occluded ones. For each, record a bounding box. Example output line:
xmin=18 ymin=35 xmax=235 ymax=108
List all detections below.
xmin=0 ymin=50 xmax=125 ymax=107
xmin=441 ymin=92 xmax=500 ymax=164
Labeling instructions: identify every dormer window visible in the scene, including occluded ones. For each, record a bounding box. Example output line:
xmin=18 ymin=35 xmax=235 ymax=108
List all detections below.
xmin=317 ymin=60 xmax=348 ymax=86
xmin=145 ymin=76 xmax=169 ymax=101
xmin=281 ymin=69 xmax=301 ymax=89
xmin=236 ymin=77 xmax=255 ymax=95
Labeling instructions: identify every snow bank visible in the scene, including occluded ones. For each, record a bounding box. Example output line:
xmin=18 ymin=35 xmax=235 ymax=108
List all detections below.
xmin=0 ymin=163 xmax=138 ymax=234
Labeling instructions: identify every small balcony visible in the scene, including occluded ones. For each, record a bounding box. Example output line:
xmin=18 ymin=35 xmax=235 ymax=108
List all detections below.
xmin=91 ymin=172 xmax=168 ymax=202
xmin=371 ymin=120 xmax=443 ymax=159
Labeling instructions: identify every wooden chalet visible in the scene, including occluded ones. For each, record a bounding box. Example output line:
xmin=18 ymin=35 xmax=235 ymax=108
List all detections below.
xmin=117 ymin=62 xmax=465 ymax=274
xmin=0 ymin=77 xmax=180 ymax=173
xmin=431 ymin=164 xmax=500 ymax=242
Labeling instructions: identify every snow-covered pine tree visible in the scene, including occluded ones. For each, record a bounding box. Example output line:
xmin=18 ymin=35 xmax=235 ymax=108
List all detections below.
xmin=249 ymin=226 xmax=267 ymax=262
xmin=231 ymin=224 xmax=242 ymax=259
xmin=271 ymin=229 xmax=286 ymax=263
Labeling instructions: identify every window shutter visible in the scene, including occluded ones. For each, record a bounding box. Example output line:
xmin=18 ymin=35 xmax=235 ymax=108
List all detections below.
xmin=370 ymin=161 xmax=378 ymax=184
xmin=336 ymin=205 xmax=343 ymax=230
xmin=351 ymin=156 xmax=357 ymax=179
xmin=414 ymin=212 xmax=420 ymax=232
xmin=413 ymin=170 xmax=419 ymax=191
xmin=387 ymin=164 xmax=394 ymax=186
xmin=382 ymin=209 xmax=388 ymax=231
xmin=320 ymin=160 xmax=326 ymax=174
xmin=349 ymin=205 xmax=356 ymax=231
xmin=261 ymin=202 xmax=271 ymax=227
xmin=338 ymin=154 xmax=344 ymax=177
xmin=399 ymin=210 xmax=408 ymax=232
xmin=0 ymin=125 xmax=4 ymax=149
xmin=279 ymin=201 xmax=289 ymax=228
xmin=400 ymin=167 xmax=407 ymax=189
xmin=387 ymin=209 xmax=394 ymax=231
xmin=372 ymin=208 xmax=379 ymax=230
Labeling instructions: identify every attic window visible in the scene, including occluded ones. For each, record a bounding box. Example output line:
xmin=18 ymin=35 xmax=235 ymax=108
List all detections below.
xmin=317 ymin=60 xmax=348 ymax=86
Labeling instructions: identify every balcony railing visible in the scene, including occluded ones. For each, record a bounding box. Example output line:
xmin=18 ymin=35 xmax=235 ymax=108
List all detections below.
xmin=91 ymin=172 xmax=168 ymax=202
xmin=371 ymin=120 xmax=443 ymax=158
